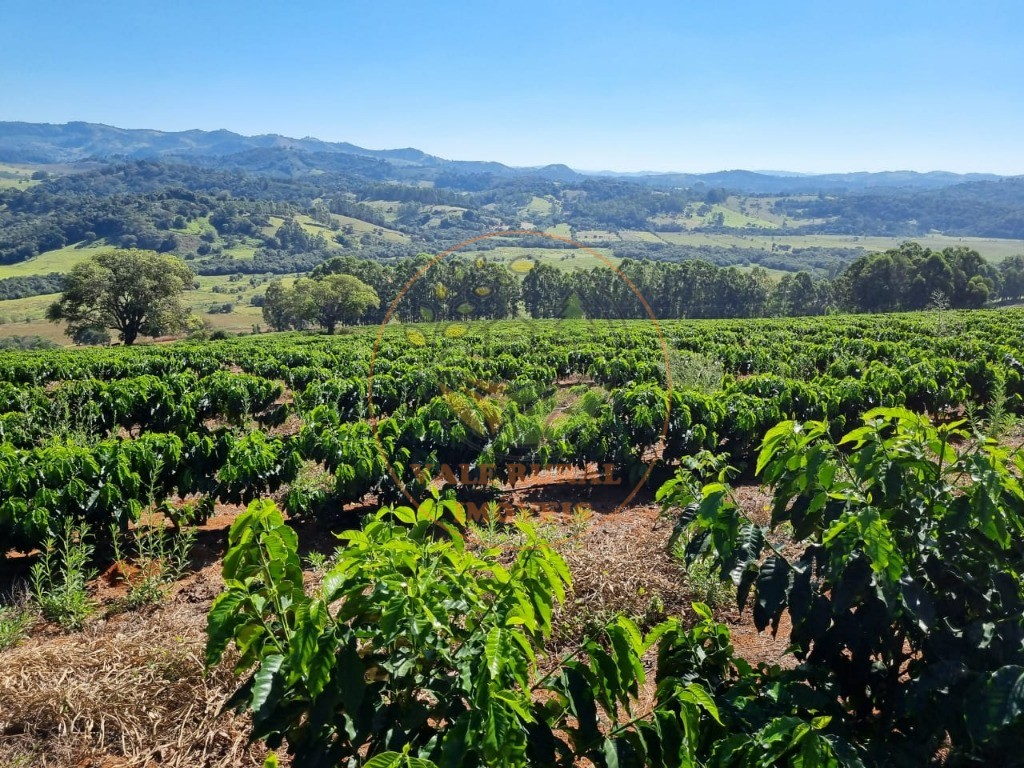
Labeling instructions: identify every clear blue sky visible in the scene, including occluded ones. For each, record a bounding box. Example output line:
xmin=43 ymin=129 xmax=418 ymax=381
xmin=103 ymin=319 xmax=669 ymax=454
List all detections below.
xmin=2 ymin=0 xmax=1022 ymax=173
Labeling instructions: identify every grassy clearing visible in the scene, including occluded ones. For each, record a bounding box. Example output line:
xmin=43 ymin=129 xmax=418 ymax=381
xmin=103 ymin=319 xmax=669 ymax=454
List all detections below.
xmin=316 ymin=213 xmax=409 ymax=244
xmin=522 ymin=195 xmax=555 ymax=218
xmin=651 ymin=202 xmax=781 ymax=231
xmin=170 ymin=215 xmax=213 ymax=235
xmin=0 ymin=294 xmax=67 ymax=342
xmin=544 ymin=223 xmax=573 ymax=238
xmin=534 ymin=226 xmax=1024 ymax=264
xmin=618 ymin=230 xmax=664 ymax=243
xmin=294 ymin=216 xmax=343 ymax=247
xmin=723 ymin=195 xmax=825 ymax=227
xmin=0 ymin=275 xmax=283 ymax=343
xmin=575 ymin=229 xmax=621 ymax=242
xmin=0 ymin=293 xmax=63 ymax=323
xmin=733 ymin=264 xmax=790 ymax=280
xmin=654 ymin=231 xmax=1024 ymax=262
xmin=318 ymin=213 xmax=408 ymax=243
xmin=0 ymin=241 xmax=109 ymax=278
xmin=221 ymin=244 xmax=258 ymax=260
xmin=184 ymin=275 xmax=279 ymax=332
xmin=0 ymin=163 xmax=40 ymax=190
xmin=460 ymin=246 xmax=619 ymax=271
xmin=263 ymin=213 xmax=409 ymax=245
xmin=0 ymin=177 xmax=37 ymax=190
xmin=712 ymin=203 xmax=781 ymax=229
xmin=361 ymin=200 xmax=402 ymax=223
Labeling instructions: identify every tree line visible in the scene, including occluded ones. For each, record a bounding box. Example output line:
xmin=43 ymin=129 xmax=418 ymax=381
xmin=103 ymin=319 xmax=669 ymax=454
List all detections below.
xmin=37 ymin=241 xmax=1023 ymax=347
xmin=299 ymin=242 xmax=1010 ymax=326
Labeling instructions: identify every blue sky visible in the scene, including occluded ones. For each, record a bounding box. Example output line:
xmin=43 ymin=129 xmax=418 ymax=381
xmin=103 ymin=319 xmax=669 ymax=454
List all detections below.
xmin=2 ymin=0 xmax=1022 ymax=173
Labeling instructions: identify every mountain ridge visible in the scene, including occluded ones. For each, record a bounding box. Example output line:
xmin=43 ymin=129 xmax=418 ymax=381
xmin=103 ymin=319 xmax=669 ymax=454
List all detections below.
xmin=0 ymin=120 xmax=1010 ymax=193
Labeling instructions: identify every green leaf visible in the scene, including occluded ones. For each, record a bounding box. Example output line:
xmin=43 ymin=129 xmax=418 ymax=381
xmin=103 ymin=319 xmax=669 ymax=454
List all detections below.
xmin=363 ymin=753 xmax=406 ymax=768
xmin=753 ymin=556 xmax=790 ymax=633
xmin=968 ymin=665 xmax=1024 ymax=738
xmin=336 ymin=640 xmax=366 ymax=714
xmin=494 ymin=689 xmax=534 ymax=723
xmin=250 ymin=653 xmax=284 ymax=712
xmin=681 ymin=682 xmax=722 ymax=725
xmin=563 ymin=666 xmax=602 ymax=746
xmin=205 ymin=589 xmax=247 ymax=667
xmin=391 ymin=505 xmax=417 ymax=524
xmin=485 ymin=627 xmax=505 ymax=678
xmin=691 ymin=602 xmax=713 ymax=621
xmin=757 ymin=420 xmax=797 ymax=476
xmin=415 ymin=498 xmax=437 ymax=523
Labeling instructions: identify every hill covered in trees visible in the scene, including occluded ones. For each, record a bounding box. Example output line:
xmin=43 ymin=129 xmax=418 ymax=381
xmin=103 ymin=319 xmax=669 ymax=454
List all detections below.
xmin=0 ymin=121 xmax=1022 ymax=328
xmin=0 ymin=121 xmax=1008 ymax=191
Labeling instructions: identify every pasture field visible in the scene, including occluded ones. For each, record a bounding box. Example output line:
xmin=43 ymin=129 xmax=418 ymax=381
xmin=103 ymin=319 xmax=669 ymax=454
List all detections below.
xmin=169 ymin=215 xmax=212 ymax=235
xmin=360 ymin=199 xmax=402 ymax=223
xmin=0 ymin=274 xmax=282 ymax=341
xmin=521 ymin=194 xmax=556 ymax=218
xmin=0 ymin=162 xmax=40 ymax=189
xmin=543 ymin=226 xmax=1024 ymax=263
xmin=328 ymin=212 xmax=410 ymax=243
xmin=543 ymin=222 xmax=573 ymax=237
xmin=733 ymin=263 xmax=791 ymax=279
xmin=280 ymin=212 xmax=410 ymax=244
xmin=0 ymin=241 xmax=109 ymax=278
xmin=458 ymin=244 xmax=618 ymax=269
xmin=655 ymin=230 xmax=1024 ymax=261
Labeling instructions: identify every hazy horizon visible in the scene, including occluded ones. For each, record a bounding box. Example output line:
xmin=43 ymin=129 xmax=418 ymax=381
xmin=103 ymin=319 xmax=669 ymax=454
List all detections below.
xmin=3 ymin=118 xmax=1018 ymax=178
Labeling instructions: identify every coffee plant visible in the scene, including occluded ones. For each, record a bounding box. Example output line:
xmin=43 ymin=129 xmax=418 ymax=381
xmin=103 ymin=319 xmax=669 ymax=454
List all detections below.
xmin=659 ymin=407 xmax=1024 ymax=764
xmin=207 ymin=493 xmax=878 ymax=767
xmin=3 ymin=313 xmax=1024 ymax=554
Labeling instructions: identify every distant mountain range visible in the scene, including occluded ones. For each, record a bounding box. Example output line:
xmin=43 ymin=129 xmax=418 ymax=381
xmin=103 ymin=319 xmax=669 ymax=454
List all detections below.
xmin=0 ymin=121 xmax=1010 ymax=193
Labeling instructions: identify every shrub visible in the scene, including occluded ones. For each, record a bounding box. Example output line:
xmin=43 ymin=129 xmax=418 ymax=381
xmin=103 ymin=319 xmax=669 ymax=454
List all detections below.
xmin=71 ymin=325 xmax=112 ymax=346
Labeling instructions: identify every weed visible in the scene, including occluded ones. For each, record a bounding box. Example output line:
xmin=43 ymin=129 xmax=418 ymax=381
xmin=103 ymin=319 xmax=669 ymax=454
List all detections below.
xmin=567 ymin=504 xmax=592 ymax=538
xmin=0 ymin=604 xmax=33 ymax=652
xmin=679 ymin=552 xmax=736 ymax=609
xmin=965 ymin=373 xmax=1018 ymax=439
xmin=984 ymin=375 xmax=1017 ymax=438
xmin=31 ymin=519 xmax=97 ymax=630
xmin=663 ymin=350 xmax=725 ymax=393
xmin=466 ymin=502 xmax=587 ymax=549
xmin=467 ymin=501 xmax=511 ymax=547
xmin=304 ymin=551 xmax=329 ymax=572
xmin=283 ymin=460 xmax=335 ymax=520
xmin=111 ymin=521 xmax=196 ymax=609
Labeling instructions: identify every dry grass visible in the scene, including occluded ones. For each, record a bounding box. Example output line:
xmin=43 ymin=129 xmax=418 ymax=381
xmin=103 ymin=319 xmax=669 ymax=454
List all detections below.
xmin=546 ymin=506 xmax=692 ymax=653
xmin=0 ymin=591 xmax=276 ymax=768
